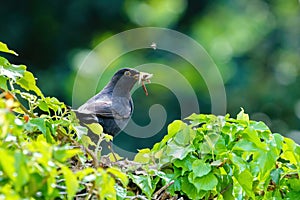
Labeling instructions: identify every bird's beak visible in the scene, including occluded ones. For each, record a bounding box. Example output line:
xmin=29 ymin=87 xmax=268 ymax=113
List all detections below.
xmin=134 ymin=71 xmax=153 ymax=84
xmin=134 ymin=71 xmax=153 ymax=96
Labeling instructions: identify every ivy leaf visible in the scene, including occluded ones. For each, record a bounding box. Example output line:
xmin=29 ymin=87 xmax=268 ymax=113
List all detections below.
xmin=174 ymin=125 xmax=195 ymax=146
xmin=160 ymin=120 xmax=184 ymax=144
xmin=0 ymin=58 xmax=26 ymax=81
xmin=181 ymin=176 xmax=205 ymax=199
xmin=0 ymin=76 xmax=8 ymax=90
xmin=237 ymin=108 xmax=249 ymax=124
xmin=129 ymin=174 xmax=159 ymax=199
xmin=14 ymin=152 xmax=29 ymax=191
xmin=61 ymin=166 xmax=79 ymax=200
xmin=26 ymin=118 xmax=47 ymax=134
xmin=53 ymin=147 xmax=81 ymax=162
xmin=281 ymin=137 xmax=299 ymax=165
xmin=166 ymin=141 xmax=194 ymax=161
xmin=243 ymin=127 xmax=267 ymax=150
xmin=106 ymin=167 xmax=128 ymax=186
xmin=250 ymin=121 xmax=270 ymax=132
xmin=16 ymin=71 xmax=43 ymax=97
xmin=288 ymin=178 xmax=300 ymax=192
xmin=0 ymin=149 xmax=16 ymax=182
xmin=0 ymin=42 xmax=18 ymax=55
xmin=134 ymin=148 xmax=151 ymax=163
xmin=85 ymin=123 xmax=103 ymax=136
xmin=192 ymin=160 xmax=211 ymax=178
xmin=173 ymin=154 xmax=196 ymax=174
xmin=235 ymin=169 xmax=255 ymax=199
xmin=190 ymin=172 xmax=218 ymax=191
xmin=270 ymin=168 xmax=283 ymax=184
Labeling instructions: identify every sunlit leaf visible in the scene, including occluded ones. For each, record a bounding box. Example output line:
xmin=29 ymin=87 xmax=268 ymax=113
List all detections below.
xmin=0 ymin=149 xmax=16 ymax=181
xmin=192 ymin=160 xmax=211 ymax=178
xmin=235 ymin=169 xmax=255 ymax=199
xmin=0 ymin=76 xmax=8 ymax=90
xmin=26 ymin=118 xmax=47 ymax=134
xmin=16 ymin=71 xmax=43 ymax=97
xmin=236 ymin=108 xmax=249 ymax=123
xmin=106 ymin=167 xmax=128 ymax=186
xmin=191 ymin=172 xmax=218 ymax=191
xmin=61 ymin=166 xmax=78 ymax=200
xmin=85 ymin=123 xmax=103 ymax=136
xmin=0 ymin=42 xmax=18 ymax=55
xmin=53 ymin=147 xmax=81 ymax=162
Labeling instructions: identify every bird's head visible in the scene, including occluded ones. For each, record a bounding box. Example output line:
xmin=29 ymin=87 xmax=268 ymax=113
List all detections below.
xmin=106 ymin=68 xmax=153 ymax=96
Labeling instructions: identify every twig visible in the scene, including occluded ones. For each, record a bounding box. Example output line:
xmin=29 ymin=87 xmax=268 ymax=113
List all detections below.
xmin=126 ymin=195 xmax=148 ymax=200
xmin=152 ymin=180 xmax=175 ymax=199
xmin=219 ymin=183 xmax=233 ymax=195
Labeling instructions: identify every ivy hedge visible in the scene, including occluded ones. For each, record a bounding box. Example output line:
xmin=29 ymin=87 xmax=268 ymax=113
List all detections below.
xmin=0 ymin=42 xmax=299 ymax=199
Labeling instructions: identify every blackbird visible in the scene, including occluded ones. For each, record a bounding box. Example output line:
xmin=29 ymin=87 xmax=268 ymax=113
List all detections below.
xmin=74 ymin=68 xmax=152 ymax=144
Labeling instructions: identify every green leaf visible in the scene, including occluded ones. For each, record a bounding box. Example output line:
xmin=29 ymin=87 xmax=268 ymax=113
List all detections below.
xmin=26 ymin=118 xmax=47 ymax=134
xmin=16 ymin=71 xmax=43 ymax=97
xmin=281 ymin=137 xmax=299 ymax=165
xmin=270 ymin=168 xmax=283 ymax=184
xmin=134 ymin=148 xmax=151 ymax=163
xmin=250 ymin=121 xmax=270 ymax=132
xmin=0 ymin=58 xmax=26 ymax=81
xmin=85 ymin=123 xmax=103 ymax=135
xmin=53 ymin=147 xmax=81 ymax=162
xmin=160 ymin=120 xmax=185 ymax=145
xmin=173 ymin=154 xmax=196 ymax=174
xmin=236 ymin=108 xmax=249 ymax=123
xmin=95 ymin=168 xmax=117 ymax=200
xmin=243 ymin=127 xmax=267 ymax=150
xmin=174 ymin=125 xmax=195 ymax=146
xmin=190 ymin=172 xmax=218 ymax=191
xmin=288 ymin=178 xmax=300 ymax=192
xmin=192 ymin=160 xmax=211 ymax=178
xmin=0 ymin=76 xmax=8 ymax=90
xmin=0 ymin=42 xmax=18 ymax=55
xmin=61 ymin=166 xmax=79 ymax=200
xmin=181 ymin=176 xmax=204 ymax=199
xmin=235 ymin=169 xmax=255 ymax=199
xmin=166 ymin=141 xmax=194 ymax=161
xmin=37 ymin=99 xmax=50 ymax=112
xmin=233 ymin=139 xmax=258 ymax=152
xmin=0 ymin=149 xmax=16 ymax=181
xmin=129 ymin=174 xmax=159 ymax=198
xmin=14 ymin=152 xmax=29 ymax=191
xmin=76 ymin=167 xmax=95 ymax=181
xmin=106 ymin=167 xmax=128 ymax=186
xmin=74 ymin=125 xmax=88 ymax=139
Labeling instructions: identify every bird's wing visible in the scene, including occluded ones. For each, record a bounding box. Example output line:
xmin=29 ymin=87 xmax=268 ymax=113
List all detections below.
xmin=78 ymin=96 xmax=132 ymax=119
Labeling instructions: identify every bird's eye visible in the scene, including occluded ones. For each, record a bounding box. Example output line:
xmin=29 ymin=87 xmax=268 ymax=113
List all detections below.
xmin=124 ymin=71 xmax=131 ymax=76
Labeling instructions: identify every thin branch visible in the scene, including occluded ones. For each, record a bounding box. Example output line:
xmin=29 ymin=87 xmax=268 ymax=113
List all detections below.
xmin=152 ymin=180 xmax=175 ymax=199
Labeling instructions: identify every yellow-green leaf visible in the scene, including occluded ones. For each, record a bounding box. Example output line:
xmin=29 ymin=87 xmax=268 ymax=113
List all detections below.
xmin=16 ymin=71 xmax=43 ymax=97
xmin=85 ymin=123 xmax=103 ymax=135
xmin=61 ymin=166 xmax=78 ymax=200
xmin=0 ymin=42 xmax=18 ymax=55
xmin=106 ymin=167 xmax=128 ymax=186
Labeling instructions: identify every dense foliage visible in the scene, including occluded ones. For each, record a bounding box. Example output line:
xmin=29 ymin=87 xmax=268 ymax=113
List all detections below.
xmin=135 ymin=111 xmax=300 ymax=199
xmin=1 ymin=0 xmax=300 ymax=149
xmin=1 ymin=42 xmax=300 ymax=199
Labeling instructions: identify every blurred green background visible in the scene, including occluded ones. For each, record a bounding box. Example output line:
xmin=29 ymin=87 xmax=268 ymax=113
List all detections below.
xmin=1 ymin=0 xmax=299 ymax=151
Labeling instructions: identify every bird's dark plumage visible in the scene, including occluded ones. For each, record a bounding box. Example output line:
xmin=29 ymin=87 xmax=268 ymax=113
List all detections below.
xmin=75 ymin=68 xmax=152 ymax=144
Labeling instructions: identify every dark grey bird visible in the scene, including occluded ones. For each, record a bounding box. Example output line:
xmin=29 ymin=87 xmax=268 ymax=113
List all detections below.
xmin=74 ymin=68 xmax=152 ymax=144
